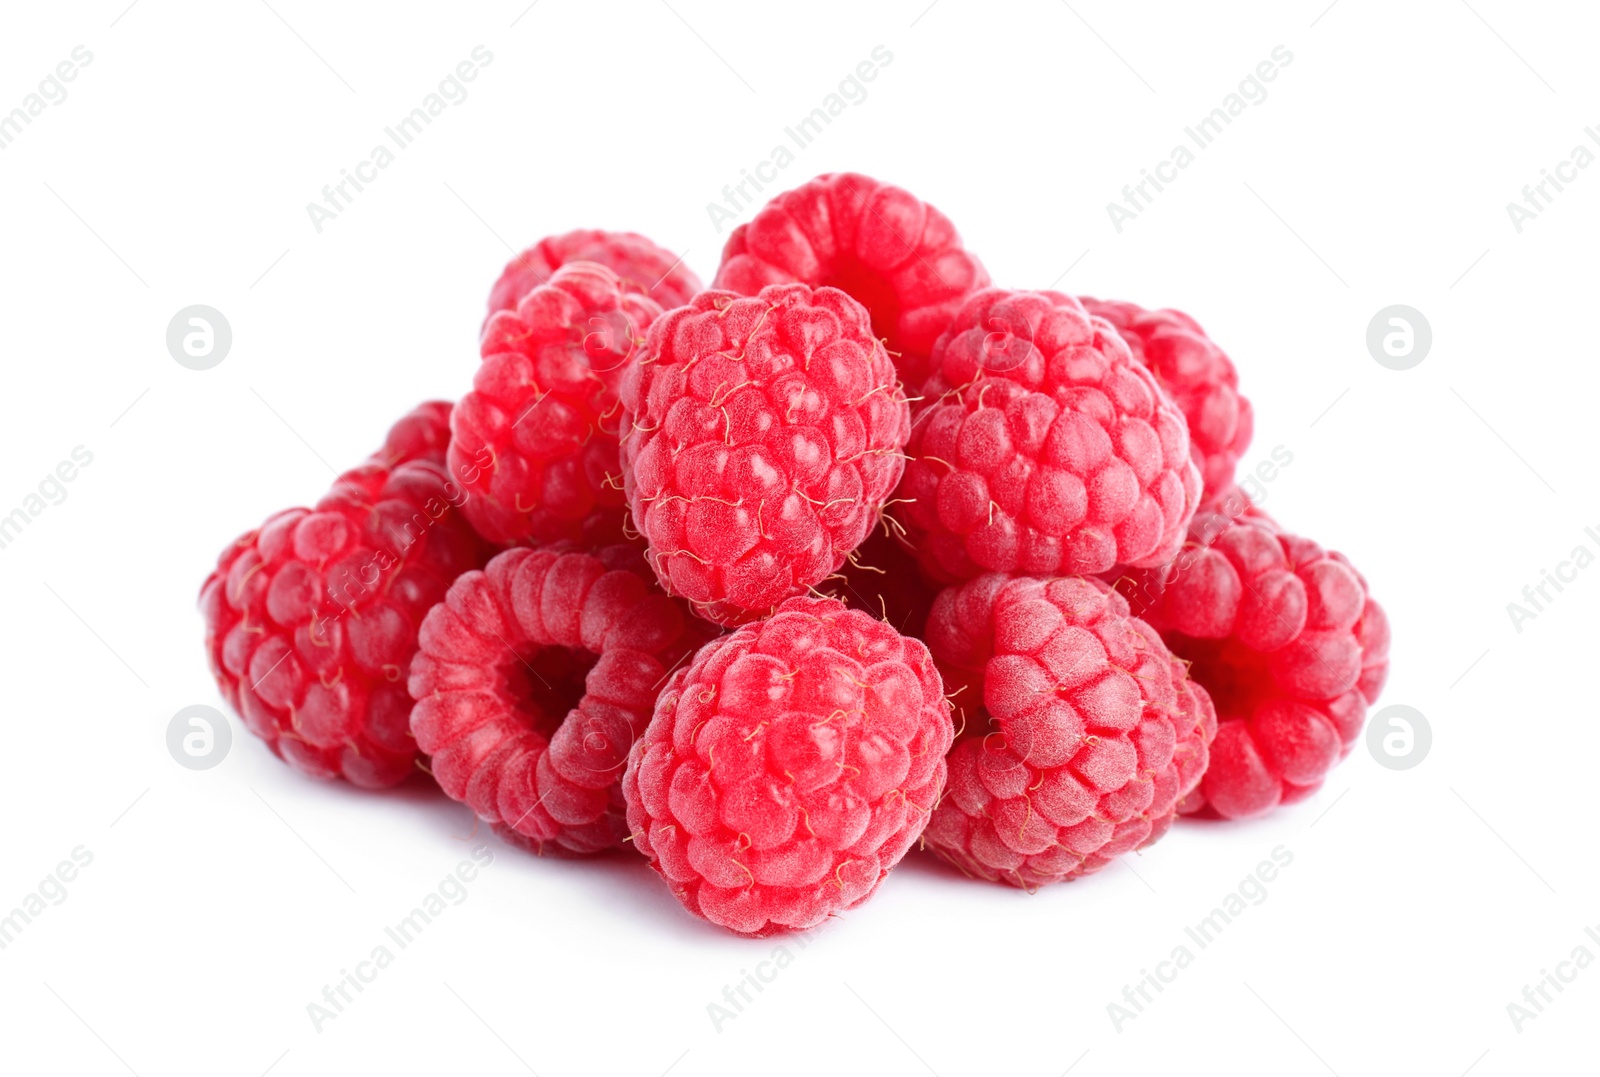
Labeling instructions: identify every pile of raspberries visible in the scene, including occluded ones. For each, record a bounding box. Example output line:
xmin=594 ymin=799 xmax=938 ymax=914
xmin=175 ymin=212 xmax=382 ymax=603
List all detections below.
xmin=202 ymin=173 xmax=1389 ymax=936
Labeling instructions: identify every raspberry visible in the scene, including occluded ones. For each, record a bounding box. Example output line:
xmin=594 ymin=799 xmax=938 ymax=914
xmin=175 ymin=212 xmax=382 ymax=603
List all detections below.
xmin=622 ymin=595 xmax=952 ymax=935
xmin=451 ymin=263 xmax=664 ymax=547
xmin=1120 ymin=497 xmax=1390 ymax=819
xmin=408 ymin=544 xmax=712 ymax=855
xmin=486 ymin=229 xmax=701 ymax=327
xmin=373 ymin=399 xmax=454 ymax=468
xmin=199 ymin=408 xmax=491 ymax=788
xmin=920 ymin=575 xmax=1215 ymax=888
xmin=895 ymin=289 xmax=1202 ymax=582
xmin=620 ymin=283 xmax=912 ymax=625
xmin=712 ymin=173 xmax=989 ymax=391
xmin=1082 ymin=298 xmax=1253 ymax=500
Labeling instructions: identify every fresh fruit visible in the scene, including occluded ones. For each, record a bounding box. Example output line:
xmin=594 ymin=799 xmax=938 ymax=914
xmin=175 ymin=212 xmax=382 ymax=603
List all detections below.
xmin=622 ymin=595 xmax=951 ymax=934
xmin=621 ymin=283 xmax=911 ymax=625
xmin=408 ymin=543 xmax=712 ymax=854
xmin=921 ymin=574 xmax=1215 ymax=887
xmin=452 ymin=262 xmax=662 ymax=547
xmin=1120 ymin=497 xmax=1389 ymax=819
xmin=200 ymin=404 xmax=490 ymax=787
xmin=896 ymin=288 xmax=1202 ymax=582
xmin=713 ymin=172 xmax=989 ymax=391
xmin=486 ymin=228 xmax=700 ymax=328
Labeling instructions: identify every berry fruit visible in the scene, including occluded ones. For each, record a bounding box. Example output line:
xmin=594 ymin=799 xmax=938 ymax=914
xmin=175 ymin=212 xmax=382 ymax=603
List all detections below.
xmin=451 ymin=262 xmax=663 ymax=548
xmin=373 ymin=399 xmax=454 ymax=468
xmin=621 ymin=283 xmax=912 ymax=625
xmin=896 ymin=289 xmax=1202 ymax=582
xmin=486 ymin=229 xmax=701 ymax=328
xmin=1082 ymin=299 xmax=1253 ymax=501
xmin=921 ymin=575 xmax=1215 ymax=888
xmin=1120 ymin=497 xmax=1390 ymax=819
xmin=622 ymin=595 xmax=952 ymax=935
xmin=408 ymin=544 xmax=712 ymax=854
xmin=712 ymin=172 xmax=989 ymax=391
xmin=200 ymin=404 xmax=490 ymax=788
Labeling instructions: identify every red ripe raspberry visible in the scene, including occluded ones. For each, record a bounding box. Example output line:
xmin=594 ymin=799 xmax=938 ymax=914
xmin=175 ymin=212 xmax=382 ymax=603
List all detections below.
xmin=373 ymin=399 xmax=454 ymax=468
xmin=920 ymin=575 xmax=1215 ymax=888
xmin=199 ymin=408 xmax=491 ymax=788
xmin=408 ymin=544 xmax=712 ymax=855
xmin=451 ymin=263 xmax=664 ymax=547
xmin=712 ymin=172 xmax=989 ymax=391
xmin=485 ymin=229 xmax=700 ymax=327
xmin=620 ymin=283 xmax=912 ymax=625
xmin=622 ymin=596 xmax=952 ymax=935
xmin=1121 ymin=497 xmax=1390 ymax=819
xmin=1082 ymin=298 xmax=1254 ymax=500
xmin=895 ymin=289 xmax=1202 ymax=582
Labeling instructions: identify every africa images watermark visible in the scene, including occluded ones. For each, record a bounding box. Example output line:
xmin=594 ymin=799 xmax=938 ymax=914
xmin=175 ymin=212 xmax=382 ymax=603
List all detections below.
xmin=0 ymin=446 xmax=94 ymax=553
xmin=0 ymin=846 xmax=94 ymax=952
xmin=1107 ymin=844 xmax=1294 ymax=1032
xmin=306 ymin=46 xmax=494 ymax=233
xmin=1505 ymin=919 xmax=1600 ymax=1033
xmin=705 ymin=45 xmax=894 ymax=233
xmin=306 ymin=844 xmax=495 ymax=1031
xmin=1106 ymin=44 xmax=1293 ymax=233
xmin=705 ymin=917 xmax=835 ymax=1032
xmin=1504 ymin=521 xmax=1600 ymax=633
xmin=1505 ymin=125 xmax=1600 ymax=233
xmin=0 ymin=45 xmax=93 ymax=151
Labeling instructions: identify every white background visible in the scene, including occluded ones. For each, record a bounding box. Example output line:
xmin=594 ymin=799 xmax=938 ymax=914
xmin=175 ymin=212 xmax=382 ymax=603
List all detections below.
xmin=0 ymin=1 xmax=1594 ymax=1074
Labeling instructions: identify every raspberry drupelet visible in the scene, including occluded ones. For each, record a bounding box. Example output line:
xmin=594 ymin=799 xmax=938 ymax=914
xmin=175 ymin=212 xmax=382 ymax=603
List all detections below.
xmin=1120 ymin=496 xmax=1390 ymax=820
xmin=408 ymin=544 xmax=713 ymax=855
xmin=199 ymin=403 xmax=491 ymax=788
xmin=712 ymin=172 xmax=989 ymax=392
xmin=920 ymin=575 xmax=1215 ymax=888
xmin=485 ymin=229 xmax=701 ymax=329
xmin=1081 ymin=298 xmax=1253 ymax=501
xmin=895 ymin=288 xmax=1203 ymax=583
xmin=622 ymin=596 xmax=952 ymax=935
xmin=451 ymin=262 xmax=664 ymax=548
xmin=620 ymin=283 xmax=912 ymax=625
